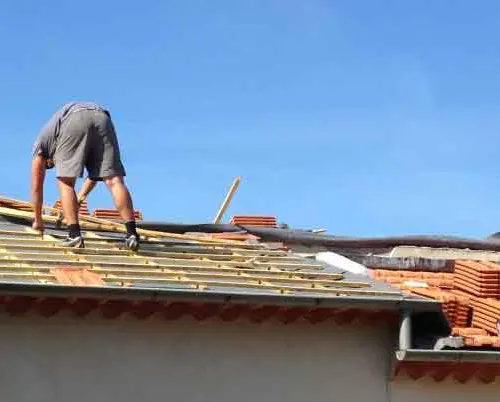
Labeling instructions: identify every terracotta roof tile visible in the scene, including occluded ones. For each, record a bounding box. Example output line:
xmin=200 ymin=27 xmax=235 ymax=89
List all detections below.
xmin=208 ymin=232 xmax=260 ymax=241
xmin=93 ymin=209 xmax=143 ymax=221
xmin=454 ymin=260 xmax=500 ymax=298
xmin=0 ymin=200 xmax=32 ymax=212
xmin=470 ymin=298 xmax=500 ymax=335
xmin=462 ymin=335 xmax=500 ymax=348
xmin=52 ymin=268 xmax=104 ymax=286
xmin=52 ymin=200 xmax=90 ymax=216
xmin=451 ymin=327 xmax=488 ymax=336
xmin=231 ymin=216 xmax=277 ymax=228
xmin=371 ymin=269 xmax=454 ymax=289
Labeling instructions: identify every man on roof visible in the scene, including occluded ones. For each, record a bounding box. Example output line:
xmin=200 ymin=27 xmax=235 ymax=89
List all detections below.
xmin=31 ymin=101 xmax=140 ymax=251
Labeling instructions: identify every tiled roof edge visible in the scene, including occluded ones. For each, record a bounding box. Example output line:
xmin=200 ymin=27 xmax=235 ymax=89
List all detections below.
xmin=396 ymin=349 xmax=500 ymax=363
xmin=0 ymin=282 xmax=439 ymax=312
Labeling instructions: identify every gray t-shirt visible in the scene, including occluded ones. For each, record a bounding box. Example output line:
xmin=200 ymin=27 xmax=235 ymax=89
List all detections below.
xmin=32 ymin=102 xmax=105 ymax=163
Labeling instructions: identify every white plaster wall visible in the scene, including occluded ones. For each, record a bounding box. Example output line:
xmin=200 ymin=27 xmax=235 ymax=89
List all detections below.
xmin=1 ymin=312 xmax=498 ymax=402
xmin=390 ymin=378 xmax=500 ymax=402
xmin=0 ymin=312 xmax=392 ymax=402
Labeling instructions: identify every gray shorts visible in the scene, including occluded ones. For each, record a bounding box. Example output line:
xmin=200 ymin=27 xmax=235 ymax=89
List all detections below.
xmin=54 ymin=109 xmax=126 ymax=180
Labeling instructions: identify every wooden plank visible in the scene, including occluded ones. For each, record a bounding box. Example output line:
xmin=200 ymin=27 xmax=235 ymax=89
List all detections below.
xmin=91 ymin=268 xmax=367 ymax=288
xmin=0 ymin=271 xmax=52 ymax=280
xmin=0 ymin=262 xmax=343 ymax=281
xmin=101 ymin=275 xmax=399 ymax=297
xmin=0 ymin=231 xmax=289 ymax=257
xmin=0 ymin=242 xmax=307 ymax=263
xmin=0 ymin=203 xmax=250 ymax=246
xmin=213 ymin=176 xmax=241 ymax=224
xmin=0 ymin=247 xmax=323 ymax=271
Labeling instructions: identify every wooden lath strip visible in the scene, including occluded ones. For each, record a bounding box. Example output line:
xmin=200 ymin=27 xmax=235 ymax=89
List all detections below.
xmin=0 ymin=245 xmax=327 ymax=274
xmin=0 ymin=229 xmax=44 ymax=238
xmin=100 ymin=275 xmax=399 ymax=297
xmin=0 ymin=230 xmax=289 ymax=257
xmin=0 ymin=256 xmax=366 ymax=289
xmin=0 ymin=259 xmax=343 ymax=281
xmin=0 ymin=202 xmax=252 ymax=247
xmin=0 ymin=249 xmax=323 ymax=271
xmin=0 ymin=271 xmax=53 ymax=280
xmin=0 ymin=242 xmax=308 ymax=263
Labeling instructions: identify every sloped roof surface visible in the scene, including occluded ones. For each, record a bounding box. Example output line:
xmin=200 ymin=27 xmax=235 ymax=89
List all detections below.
xmin=0 ymin=216 xmax=404 ymax=300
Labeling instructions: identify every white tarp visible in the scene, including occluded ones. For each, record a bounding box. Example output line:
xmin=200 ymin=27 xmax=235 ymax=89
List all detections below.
xmin=315 ymin=251 xmax=369 ymax=276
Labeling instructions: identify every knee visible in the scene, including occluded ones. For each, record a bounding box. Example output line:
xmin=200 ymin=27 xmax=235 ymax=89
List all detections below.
xmin=103 ymin=175 xmax=125 ymax=189
xmin=57 ymin=177 xmax=76 ymax=188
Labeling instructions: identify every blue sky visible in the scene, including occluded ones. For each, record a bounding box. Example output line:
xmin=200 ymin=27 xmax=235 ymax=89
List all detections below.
xmin=1 ymin=1 xmax=499 ymax=238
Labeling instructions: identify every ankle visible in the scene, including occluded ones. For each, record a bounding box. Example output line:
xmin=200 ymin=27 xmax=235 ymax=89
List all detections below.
xmin=125 ymin=220 xmax=137 ymax=237
xmin=68 ymin=224 xmax=81 ymax=238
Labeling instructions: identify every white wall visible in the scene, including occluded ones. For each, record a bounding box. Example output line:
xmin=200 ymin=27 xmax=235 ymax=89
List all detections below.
xmin=0 ymin=312 xmax=392 ymax=402
xmin=0 ymin=311 xmax=497 ymax=402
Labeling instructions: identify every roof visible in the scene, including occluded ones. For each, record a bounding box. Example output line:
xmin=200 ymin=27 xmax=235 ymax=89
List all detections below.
xmin=369 ymin=261 xmax=500 ymax=350
xmin=145 ymin=216 xmax=500 ymax=382
xmin=0 ymin=198 xmax=435 ymax=326
xmin=4 ymin=196 xmax=500 ymax=383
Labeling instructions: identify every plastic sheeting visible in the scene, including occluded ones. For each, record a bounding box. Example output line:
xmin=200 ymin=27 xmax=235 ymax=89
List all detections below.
xmin=315 ymin=251 xmax=369 ymax=276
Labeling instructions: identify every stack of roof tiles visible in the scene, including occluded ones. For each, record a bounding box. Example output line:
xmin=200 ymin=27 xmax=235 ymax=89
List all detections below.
xmin=230 ymin=215 xmax=277 ymax=228
xmin=471 ymin=298 xmax=500 ymax=336
xmin=370 ymin=260 xmax=500 ymax=348
xmin=0 ymin=199 xmax=33 ymax=212
xmin=93 ymin=209 xmax=143 ymax=221
xmin=52 ymin=200 xmax=90 ymax=216
xmin=454 ymin=261 xmax=500 ymax=298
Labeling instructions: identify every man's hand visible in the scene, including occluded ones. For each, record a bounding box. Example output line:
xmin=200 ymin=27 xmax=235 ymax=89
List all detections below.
xmin=78 ymin=178 xmax=97 ymax=203
xmin=32 ymin=219 xmax=44 ymax=233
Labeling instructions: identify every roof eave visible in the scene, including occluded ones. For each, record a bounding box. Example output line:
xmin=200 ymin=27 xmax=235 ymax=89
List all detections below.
xmin=0 ymin=282 xmax=439 ymax=312
xmin=396 ymin=349 xmax=500 ymax=363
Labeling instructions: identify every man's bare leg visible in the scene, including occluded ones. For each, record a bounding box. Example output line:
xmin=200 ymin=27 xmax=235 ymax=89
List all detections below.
xmin=104 ymin=176 xmax=135 ymax=220
xmin=57 ymin=177 xmax=84 ymax=247
xmin=57 ymin=177 xmax=78 ymax=224
xmin=104 ymin=175 xmax=139 ymax=251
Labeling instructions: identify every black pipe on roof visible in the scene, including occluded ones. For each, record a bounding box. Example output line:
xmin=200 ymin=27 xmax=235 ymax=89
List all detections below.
xmin=137 ymin=222 xmax=241 ymax=234
xmin=137 ymin=221 xmax=500 ymax=252
xmin=3 ymin=211 xmax=499 ymax=253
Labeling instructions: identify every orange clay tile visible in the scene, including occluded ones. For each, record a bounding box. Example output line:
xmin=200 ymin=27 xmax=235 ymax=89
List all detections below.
xmin=470 ymin=298 xmax=500 ymax=335
xmin=454 ymin=260 xmax=500 ymax=298
xmin=51 ymin=268 xmax=104 ymax=286
xmin=208 ymin=232 xmax=260 ymax=241
xmin=0 ymin=200 xmax=32 ymax=212
xmin=462 ymin=335 xmax=500 ymax=348
xmin=452 ymin=327 xmax=488 ymax=336
xmin=53 ymin=199 xmax=90 ymax=216
xmin=230 ymin=216 xmax=277 ymax=228
xmin=93 ymin=209 xmax=143 ymax=221
xmin=370 ymin=270 xmax=453 ymax=288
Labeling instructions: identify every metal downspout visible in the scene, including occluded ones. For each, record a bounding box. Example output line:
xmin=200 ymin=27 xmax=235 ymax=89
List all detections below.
xmin=399 ymin=308 xmax=412 ymax=351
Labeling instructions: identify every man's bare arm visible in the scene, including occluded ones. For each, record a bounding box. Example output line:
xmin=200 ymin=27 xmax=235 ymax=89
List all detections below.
xmin=31 ymin=156 xmax=46 ymax=222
